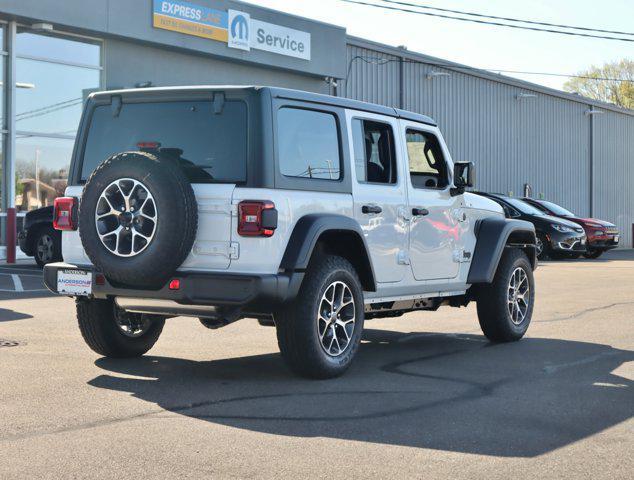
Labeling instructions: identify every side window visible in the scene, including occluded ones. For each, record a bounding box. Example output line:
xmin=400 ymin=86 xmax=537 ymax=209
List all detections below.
xmin=351 ymin=119 xmax=397 ymax=184
xmin=406 ymin=129 xmax=448 ymax=189
xmin=499 ymin=202 xmax=519 ymax=218
xmin=506 ymin=205 xmax=521 ymax=218
xmin=277 ymin=107 xmax=340 ymax=180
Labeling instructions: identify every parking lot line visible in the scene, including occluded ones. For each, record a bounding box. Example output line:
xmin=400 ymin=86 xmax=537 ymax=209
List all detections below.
xmin=11 ymin=274 xmax=24 ymax=292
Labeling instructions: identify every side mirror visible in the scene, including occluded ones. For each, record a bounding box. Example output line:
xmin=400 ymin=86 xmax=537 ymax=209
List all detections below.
xmin=451 ymin=161 xmax=475 ymax=196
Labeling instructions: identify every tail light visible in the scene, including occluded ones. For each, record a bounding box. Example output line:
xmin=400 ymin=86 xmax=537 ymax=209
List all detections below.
xmin=53 ymin=197 xmax=78 ymax=231
xmin=238 ymin=201 xmax=277 ymax=237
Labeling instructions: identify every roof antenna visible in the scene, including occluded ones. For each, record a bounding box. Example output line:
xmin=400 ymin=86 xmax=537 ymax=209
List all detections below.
xmin=212 ymin=92 xmax=225 ymax=114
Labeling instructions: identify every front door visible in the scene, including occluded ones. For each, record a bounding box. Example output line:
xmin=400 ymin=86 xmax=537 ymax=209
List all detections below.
xmin=401 ymin=121 xmax=464 ymax=281
xmin=347 ymin=111 xmax=409 ymax=284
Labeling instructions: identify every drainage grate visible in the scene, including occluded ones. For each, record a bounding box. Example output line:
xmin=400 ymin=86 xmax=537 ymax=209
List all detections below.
xmin=0 ymin=339 xmax=22 ymax=348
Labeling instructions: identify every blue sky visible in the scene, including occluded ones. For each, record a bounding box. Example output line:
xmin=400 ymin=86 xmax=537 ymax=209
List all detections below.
xmin=248 ymin=0 xmax=634 ymax=90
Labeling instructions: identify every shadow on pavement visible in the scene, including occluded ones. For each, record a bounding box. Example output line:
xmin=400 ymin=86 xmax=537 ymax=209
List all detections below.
xmin=90 ymin=329 xmax=634 ymax=457
xmin=0 ymin=308 xmax=33 ymax=322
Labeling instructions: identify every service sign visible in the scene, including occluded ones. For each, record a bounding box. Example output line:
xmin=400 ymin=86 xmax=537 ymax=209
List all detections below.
xmin=152 ymin=0 xmax=228 ymax=43
xmin=250 ymin=19 xmax=311 ymax=60
xmin=153 ymin=1 xmax=311 ymax=61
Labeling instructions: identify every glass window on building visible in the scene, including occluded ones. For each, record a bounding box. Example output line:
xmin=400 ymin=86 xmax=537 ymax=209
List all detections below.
xmin=14 ymin=29 xmax=101 ymax=212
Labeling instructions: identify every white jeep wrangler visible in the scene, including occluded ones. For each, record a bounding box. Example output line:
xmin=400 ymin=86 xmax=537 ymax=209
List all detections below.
xmin=44 ymin=86 xmax=537 ymax=378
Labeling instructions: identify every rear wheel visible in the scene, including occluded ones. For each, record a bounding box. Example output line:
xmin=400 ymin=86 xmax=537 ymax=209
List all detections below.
xmin=583 ymin=250 xmax=603 ymax=259
xmin=476 ymin=249 xmax=535 ymax=342
xmin=275 ymin=255 xmax=364 ymax=379
xmin=33 ymin=226 xmax=61 ymax=268
xmin=76 ymin=298 xmax=164 ymax=358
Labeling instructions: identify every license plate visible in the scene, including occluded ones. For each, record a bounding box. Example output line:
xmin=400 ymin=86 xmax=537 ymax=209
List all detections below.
xmin=581 ymin=238 xmax=586 ymax=245
xmin=614 ymin=235 xmax=619 ymax=243
xmin=57 ymin=269 xmax=92 ymax=295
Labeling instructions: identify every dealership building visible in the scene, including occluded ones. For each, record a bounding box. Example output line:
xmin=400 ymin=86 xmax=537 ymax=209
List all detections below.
xmin=1 ymin=0 xmax=633 ymax=259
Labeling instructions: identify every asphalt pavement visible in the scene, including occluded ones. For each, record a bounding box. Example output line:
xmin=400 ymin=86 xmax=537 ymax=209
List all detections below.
xmin=0 ymin=252 xmax=632 ymax=479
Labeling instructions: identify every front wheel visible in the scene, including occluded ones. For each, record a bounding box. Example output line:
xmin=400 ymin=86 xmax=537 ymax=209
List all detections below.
xmin=583 ymin=250 xmax=603 ymax=259
xmin=76 ymin=298 xmax=165 ymax=357
xmin=476 ymin=249 xmax=535 ymax=342
xmin=535 ymin=234 xmax=550 ymax=260
xmin=275 ymin=255 xmax=364 ymax=379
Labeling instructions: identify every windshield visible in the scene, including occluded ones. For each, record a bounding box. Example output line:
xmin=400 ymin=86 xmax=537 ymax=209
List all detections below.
xmin=81 ymin=100 xmax=248 ymax=183
xmin=503 ymin=197 xmax=546 ymax=215
xmin=536 ymin=200 xmax=575 ymax=217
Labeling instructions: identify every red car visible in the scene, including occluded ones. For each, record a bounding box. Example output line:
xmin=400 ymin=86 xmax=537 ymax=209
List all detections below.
xmin=522 ymin=198 xmax=619 ymax=259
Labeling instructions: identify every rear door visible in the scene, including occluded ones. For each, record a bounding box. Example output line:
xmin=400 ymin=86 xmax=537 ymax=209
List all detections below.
xmin=73 ymin=93 xmax=248 ymax=270
xmin=347 ymin=110 xmax=409 ymax=284
xmin=400 ymin=121 xmax=464 ymax=281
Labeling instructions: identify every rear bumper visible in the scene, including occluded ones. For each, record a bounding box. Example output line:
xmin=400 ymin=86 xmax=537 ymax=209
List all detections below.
xmin=43 ymin=262 xmax=303 ymax=316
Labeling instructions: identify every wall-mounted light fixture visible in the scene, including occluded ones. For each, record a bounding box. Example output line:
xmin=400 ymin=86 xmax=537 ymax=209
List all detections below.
xmin=426 ymin=71 xmax=451 ymax=80
xmin=585 ymin=109 xmax=604 ymax=116
xmin=0 ymin=82 xmax=36 ymax=89
xmin=31 ymin=22 xmax=54 ymax=32
xmin=515 ymin=93 xmax=537 ymax=100
xmin=324 ymin=76 xmax=338 ymax=88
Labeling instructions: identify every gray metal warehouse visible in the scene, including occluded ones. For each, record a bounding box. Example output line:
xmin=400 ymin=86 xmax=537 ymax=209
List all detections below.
xmin=1 ymin=0 xmax=632 ymax=259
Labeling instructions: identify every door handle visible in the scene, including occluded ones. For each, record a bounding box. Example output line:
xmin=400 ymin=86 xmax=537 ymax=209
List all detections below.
xmin=412 ymin=207 xmax=429 ymax=216
xmin=362 ymin=204 xmax=382 ymax=214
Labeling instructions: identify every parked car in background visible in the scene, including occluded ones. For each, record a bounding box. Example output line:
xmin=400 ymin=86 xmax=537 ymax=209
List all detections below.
xmin=475 ymin=192 xmax=586 ymax=260
xmin=18 ymin=206 xmax=63 ymax=267
xmin=522 ymin=198 xmax=619 ymax=259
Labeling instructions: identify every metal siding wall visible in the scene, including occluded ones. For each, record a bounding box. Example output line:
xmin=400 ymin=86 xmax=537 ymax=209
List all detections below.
xmin=595 ymin=112 xmax=634 ymax=248
xmin=402 ymin=61 xmax=592 ymax=218
xmin=343 ymin=45 xmax=400 ymax=107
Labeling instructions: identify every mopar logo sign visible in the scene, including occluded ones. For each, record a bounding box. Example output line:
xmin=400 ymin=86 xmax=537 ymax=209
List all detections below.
xmin=227 ymin=9 xmax=310 ymax=60
xmin=228 ymin=10 xmax=250 ymax=51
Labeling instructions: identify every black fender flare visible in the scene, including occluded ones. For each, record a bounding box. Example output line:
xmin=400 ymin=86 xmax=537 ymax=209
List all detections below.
xmin=467 ymin=217 xmax=536 ymax=284
xmin=280 ymin=214 xmax=377 ymax=292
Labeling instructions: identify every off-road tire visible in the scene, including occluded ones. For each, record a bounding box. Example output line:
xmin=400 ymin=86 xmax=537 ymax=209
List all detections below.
xmin=275 ymin=255 xmax=364 ymax=379
xmin=476 ymin=248 xmax=535 ymax=342
xmin=33 ymin=226 xmax=62 ymax=268
xmin=79 ymin=151 xmax=198 ymax=288
xmin=76 ymin=298 xmax=164 ymax=358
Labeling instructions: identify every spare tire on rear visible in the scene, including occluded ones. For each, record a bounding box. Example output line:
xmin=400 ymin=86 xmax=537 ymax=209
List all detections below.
xmin=79 ymin=151 xmax=198 ymax=288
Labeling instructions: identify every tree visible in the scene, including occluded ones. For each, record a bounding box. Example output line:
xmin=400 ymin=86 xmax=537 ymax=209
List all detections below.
xmin=563 ymin=59 xmax=634 ymax=109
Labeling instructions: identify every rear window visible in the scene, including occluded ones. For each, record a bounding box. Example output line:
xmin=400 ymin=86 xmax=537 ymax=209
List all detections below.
xmin=80 ymin=100 xmax=247 ymax=183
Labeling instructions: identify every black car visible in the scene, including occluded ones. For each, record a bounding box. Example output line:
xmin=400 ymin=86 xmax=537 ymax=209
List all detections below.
xmin=18 ymin=206 xmax=63 ymax=267
xmin=475 ymin=192 xmax=586 ymax=260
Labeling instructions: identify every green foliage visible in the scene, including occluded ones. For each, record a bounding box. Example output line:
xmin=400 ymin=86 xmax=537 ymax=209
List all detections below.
xmin=564 ymin=59 xmax=634 ymax=109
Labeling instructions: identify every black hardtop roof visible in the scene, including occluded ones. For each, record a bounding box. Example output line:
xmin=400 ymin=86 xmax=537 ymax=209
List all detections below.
xmin=268 ymin=87 xmax=437 ymax=126
xmin=90 ymin=85 xmax=437 ymax=127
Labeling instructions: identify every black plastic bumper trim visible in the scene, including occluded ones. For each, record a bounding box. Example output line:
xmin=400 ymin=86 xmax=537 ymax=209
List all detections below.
xmin=43 ymin=262 xmax=304 ymax=312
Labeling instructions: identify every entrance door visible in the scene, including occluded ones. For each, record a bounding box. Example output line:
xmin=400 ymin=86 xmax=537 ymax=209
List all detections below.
xmin=401 ymin=121 xmax=464 ymax=281
xmin=348 ymin=112 xmax=409 ymax=284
